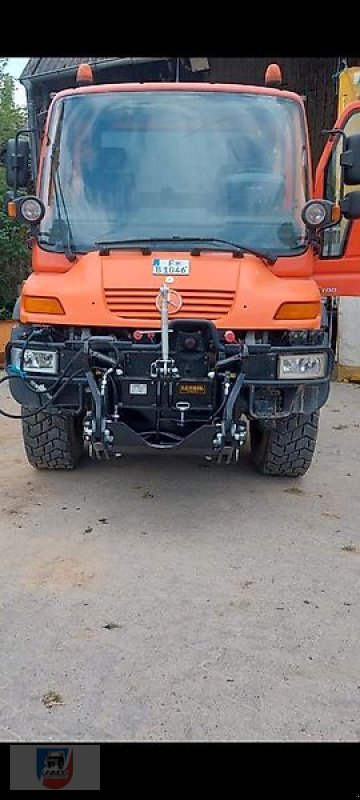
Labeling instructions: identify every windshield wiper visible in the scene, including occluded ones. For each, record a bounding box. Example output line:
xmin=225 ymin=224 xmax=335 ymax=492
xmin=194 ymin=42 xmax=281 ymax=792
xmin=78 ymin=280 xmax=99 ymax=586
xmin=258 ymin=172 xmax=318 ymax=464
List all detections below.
xmin=49 ymin=171 xmax=77 ymax=262
xmin=95 ymin=236 xmax=277 ymax=264
xmin=182 ymin=237 xmax=277 ymax=264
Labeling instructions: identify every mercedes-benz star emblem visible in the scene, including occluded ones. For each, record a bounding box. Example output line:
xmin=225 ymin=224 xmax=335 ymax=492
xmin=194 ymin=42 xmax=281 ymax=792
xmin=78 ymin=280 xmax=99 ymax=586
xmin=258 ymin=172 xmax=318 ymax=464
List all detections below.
xmin=156 ymin=288 xmax=183 ymax=315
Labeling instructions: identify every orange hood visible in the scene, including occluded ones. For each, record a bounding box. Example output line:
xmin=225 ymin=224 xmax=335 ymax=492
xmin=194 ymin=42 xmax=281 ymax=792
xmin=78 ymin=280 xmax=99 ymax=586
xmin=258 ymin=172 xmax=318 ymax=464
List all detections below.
xmin=21 ymin=249 xmax=321 ymax=329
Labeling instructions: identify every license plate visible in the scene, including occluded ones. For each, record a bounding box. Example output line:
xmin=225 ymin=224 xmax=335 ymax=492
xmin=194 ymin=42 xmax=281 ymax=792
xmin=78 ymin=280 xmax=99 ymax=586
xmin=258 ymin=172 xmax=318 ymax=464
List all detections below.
xmin=152 ymin=258 xmax=190 ymax=276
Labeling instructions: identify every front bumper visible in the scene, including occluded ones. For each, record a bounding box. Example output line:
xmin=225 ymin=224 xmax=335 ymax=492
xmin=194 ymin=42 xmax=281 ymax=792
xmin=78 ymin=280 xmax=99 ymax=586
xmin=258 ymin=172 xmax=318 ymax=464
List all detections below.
xmin=5 ymin=333 xmax=333 ymax=423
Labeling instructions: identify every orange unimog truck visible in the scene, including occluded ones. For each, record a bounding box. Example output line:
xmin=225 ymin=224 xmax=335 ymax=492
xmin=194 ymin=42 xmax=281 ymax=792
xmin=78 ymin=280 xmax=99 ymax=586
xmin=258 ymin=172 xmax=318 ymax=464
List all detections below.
xmin=3 ymin=62 xmax=360 ymax=476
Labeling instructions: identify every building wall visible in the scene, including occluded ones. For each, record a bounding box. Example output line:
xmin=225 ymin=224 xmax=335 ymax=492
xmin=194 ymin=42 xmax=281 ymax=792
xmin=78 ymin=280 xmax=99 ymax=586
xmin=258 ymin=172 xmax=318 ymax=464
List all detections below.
xmin=208 ymin=57 xmax=360 ymax=165
xmin=28 ymin=57 xmax=360 ymax=168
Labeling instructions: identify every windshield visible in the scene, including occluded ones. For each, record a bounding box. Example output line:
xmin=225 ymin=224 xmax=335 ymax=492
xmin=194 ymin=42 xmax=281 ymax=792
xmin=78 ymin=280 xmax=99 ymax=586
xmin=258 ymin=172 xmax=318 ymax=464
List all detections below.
xmin=39 ymin=91 xmax=309 ymax=255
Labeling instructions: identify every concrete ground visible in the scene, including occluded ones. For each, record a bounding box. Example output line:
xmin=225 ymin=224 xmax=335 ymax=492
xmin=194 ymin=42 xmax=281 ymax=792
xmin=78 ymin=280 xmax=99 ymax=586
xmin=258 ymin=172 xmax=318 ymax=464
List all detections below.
xmin=0 ymin=376 xmax=359 ymax=742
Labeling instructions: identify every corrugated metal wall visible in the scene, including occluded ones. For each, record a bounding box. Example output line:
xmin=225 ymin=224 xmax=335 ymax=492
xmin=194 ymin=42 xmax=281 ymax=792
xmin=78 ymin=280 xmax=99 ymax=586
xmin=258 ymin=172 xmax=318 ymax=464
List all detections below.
xmin=208 ymin=58 xmax=360 ymax=166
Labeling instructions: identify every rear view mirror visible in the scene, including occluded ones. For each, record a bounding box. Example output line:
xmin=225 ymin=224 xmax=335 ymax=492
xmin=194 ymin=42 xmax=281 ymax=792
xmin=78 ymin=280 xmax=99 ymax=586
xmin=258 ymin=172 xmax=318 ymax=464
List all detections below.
xmin=6 ymin=137 xmax=30 ymax=189
xmin=341 ymin=133 xmax=360 ymax=185
xmin=339 ymin=190 xmax=360 ymax=219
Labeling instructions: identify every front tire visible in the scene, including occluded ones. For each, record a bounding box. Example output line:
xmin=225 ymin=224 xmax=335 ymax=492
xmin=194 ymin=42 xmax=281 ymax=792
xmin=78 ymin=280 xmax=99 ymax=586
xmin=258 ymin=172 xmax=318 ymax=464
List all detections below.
xmin=250 ymin=412 xmax=319 ymax=478
xmin=22 ymin=408 xmax=84 ymax=469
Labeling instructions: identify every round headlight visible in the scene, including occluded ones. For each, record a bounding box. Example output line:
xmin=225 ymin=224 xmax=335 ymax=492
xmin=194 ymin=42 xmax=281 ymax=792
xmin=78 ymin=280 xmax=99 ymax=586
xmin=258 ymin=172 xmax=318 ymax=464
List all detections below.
xmin=19 ymin=196 xmax=45 ymax=224
xmin=301 ymin=201 xmax=327 ymax=228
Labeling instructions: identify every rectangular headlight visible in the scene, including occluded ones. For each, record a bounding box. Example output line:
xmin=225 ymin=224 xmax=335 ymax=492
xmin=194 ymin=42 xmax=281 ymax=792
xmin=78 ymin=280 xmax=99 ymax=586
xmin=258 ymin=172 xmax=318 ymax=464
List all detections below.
xmin=278 ymin=353 xmax=327 ymax=380
xmin=21 ymin=348 xmax=58 ymax=375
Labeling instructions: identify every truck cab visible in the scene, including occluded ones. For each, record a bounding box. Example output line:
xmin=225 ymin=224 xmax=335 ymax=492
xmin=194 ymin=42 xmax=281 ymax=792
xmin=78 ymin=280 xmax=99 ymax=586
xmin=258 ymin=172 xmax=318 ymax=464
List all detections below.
xmin=4 ymin=64 xmax=360 ymax=476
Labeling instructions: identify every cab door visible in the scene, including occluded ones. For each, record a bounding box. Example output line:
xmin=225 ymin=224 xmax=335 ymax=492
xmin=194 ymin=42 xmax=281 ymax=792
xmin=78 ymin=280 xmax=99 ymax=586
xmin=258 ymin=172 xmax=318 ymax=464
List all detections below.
xmin=314 ymin=101 xmax=360 ymax=295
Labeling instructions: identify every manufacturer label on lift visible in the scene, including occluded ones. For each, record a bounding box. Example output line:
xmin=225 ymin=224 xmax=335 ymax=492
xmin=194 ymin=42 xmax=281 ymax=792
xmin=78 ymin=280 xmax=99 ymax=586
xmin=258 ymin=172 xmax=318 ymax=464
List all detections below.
xmin=153 ymin=258 xmax=190 ymax=275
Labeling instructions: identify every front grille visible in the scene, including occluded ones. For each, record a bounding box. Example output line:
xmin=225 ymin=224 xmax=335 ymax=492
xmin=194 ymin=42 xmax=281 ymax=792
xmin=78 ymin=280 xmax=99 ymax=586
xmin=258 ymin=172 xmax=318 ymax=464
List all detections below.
xmin=104 ymin=288 xmax=235 ymax=320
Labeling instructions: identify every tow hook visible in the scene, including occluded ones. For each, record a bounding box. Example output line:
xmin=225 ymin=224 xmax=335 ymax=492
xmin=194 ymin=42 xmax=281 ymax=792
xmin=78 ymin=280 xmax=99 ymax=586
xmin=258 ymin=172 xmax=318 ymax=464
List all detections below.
xmin=213 ymin=420 xmax=248 ymax=464
xmin=83 ymin=413 xmax=114 ymax=457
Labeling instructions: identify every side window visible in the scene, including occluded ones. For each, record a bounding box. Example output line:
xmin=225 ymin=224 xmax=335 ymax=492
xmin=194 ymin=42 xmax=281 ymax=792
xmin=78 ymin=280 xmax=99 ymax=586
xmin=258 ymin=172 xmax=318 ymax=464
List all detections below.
xmin=322 ymin=111 xmax=360 ymax=256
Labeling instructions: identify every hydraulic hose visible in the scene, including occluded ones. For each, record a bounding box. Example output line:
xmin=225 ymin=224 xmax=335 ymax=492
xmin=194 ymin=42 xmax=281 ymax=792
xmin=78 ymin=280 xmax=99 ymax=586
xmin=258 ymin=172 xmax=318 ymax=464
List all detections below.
xmin=0 ymin=369 xmax=83 ymax=419
xmin=0 ymin=334 xmax=120 ymax=420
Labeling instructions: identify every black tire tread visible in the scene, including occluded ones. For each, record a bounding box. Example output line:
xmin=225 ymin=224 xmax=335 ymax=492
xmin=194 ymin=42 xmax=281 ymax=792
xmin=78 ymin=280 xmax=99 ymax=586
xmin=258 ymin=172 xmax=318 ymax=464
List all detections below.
xmin=250 ymin=412 xmax=319 ymax=478
xmin=22 ymin=408 xmax=83 ymax=469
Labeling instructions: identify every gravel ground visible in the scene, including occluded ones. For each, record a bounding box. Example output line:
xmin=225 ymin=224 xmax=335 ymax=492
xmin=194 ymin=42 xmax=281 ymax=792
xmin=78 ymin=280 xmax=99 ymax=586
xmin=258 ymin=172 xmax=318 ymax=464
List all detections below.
xmin=0 ymin=376 xmax=359 ymax=742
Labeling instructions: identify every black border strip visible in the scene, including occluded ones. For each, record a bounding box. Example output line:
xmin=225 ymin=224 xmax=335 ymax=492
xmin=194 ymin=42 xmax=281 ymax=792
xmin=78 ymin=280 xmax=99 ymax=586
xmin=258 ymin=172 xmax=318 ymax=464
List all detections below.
xmin=2 ymin=741 xmax=360 ymax=795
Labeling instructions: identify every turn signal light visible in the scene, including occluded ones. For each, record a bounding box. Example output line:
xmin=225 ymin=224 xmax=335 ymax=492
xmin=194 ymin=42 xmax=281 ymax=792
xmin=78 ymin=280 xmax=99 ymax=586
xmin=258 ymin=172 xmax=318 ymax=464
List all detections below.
xmin=331 ymin=205 xmax=341 ymax=222
xmin=275 ymin=302 xmax=320 ymax=320
xmin=23 ymin=296 xmax=65 ymax=314
xmin=7 ymin=201 xmax=17 ymax=218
